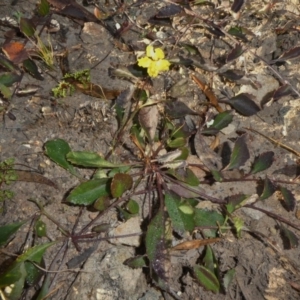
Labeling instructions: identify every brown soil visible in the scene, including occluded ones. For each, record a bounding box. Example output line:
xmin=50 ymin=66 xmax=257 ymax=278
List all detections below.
xmin=1 ymin=1 xmax=300 ymax=300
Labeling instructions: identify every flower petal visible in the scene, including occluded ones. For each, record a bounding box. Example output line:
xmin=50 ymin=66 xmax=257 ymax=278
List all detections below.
xmin=138 ymin=56 xmax=152 ymax=68
xmin=146 ymin=45 xmax=165 ymax=60
xmin=146 ymin=45 xmax=155 ymax=59
xmin=147 ymin=63 xmax=159 ymax=77
xmin=155 ymin=59 xmax=170 ymax=71
xmin=153 ymin=48 xmax=165 ymax=60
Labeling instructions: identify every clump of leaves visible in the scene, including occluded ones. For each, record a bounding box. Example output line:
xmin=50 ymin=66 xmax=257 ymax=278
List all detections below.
xmin=39 ymin=79 xmax=299 ymax=297
xmin=52 ymin=69 xmax=90 ymax=98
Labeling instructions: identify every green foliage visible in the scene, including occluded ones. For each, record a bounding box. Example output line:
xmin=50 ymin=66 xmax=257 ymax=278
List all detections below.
xmin=0 ymin=221 xmax=26 ymax=247
xmin=52 ymin=69 xmax=90 ymax=98
xmin=0 ymin=243 xmax=55 ymax=299
xmin=0 ymin=158 xmax=17 ymax=208
xmin=4 ymin=2 xmax=300 ymax=299
xmin=52 ymin=80 xmax=75 ymax=98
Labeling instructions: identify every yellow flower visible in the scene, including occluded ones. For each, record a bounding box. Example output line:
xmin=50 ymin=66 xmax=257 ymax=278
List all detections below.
xmin=138 ymin=45 xmax=170 ymax=77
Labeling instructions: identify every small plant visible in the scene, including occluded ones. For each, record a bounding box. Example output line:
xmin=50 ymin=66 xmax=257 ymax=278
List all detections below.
xmin=52 ymin=80 xmax=75 ymax=98
xmin=52 ymin=69 xmax=91 ymax=98
xmin=30 ymin=34 xmax=55 ymax=68
xmin=39 ymin=82 xmax=299 ymax=296
xmin=137 ymin=45 xmax=171 ymax=77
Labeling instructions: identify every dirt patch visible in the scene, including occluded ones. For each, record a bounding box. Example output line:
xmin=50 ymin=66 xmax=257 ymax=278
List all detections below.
xmin=1 ymin=1 xmax=300 ymax=300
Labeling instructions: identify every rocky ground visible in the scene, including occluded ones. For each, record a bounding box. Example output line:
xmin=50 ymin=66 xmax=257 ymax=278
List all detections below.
xmin=1 ymin=1 xmax=300 ymax=299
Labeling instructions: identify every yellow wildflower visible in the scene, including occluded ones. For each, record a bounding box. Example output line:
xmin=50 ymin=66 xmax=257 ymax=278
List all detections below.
xmin=138 ymin=45 xmax=170 ymax=77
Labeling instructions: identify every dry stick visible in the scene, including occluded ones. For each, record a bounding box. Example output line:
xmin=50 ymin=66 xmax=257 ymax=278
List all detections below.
xmin=163 ymin=171 xmax=226 ymax=204
xmin=45 ymin=241 xmax=69 ymax=292
xmin=245 ymin=127 xmax=300 ymax=157
xmin=245 ymin=204 xmax=300 ymax=231
xmin=183 ymin=8 xmax=300 ymax=98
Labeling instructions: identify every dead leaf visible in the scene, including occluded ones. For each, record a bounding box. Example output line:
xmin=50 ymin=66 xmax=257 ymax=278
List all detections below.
xmin=194 ymin=133 xmax=222 ymax=171
xmin=2 ymin=41 xmax=29 ymax=64
xmin=69 ymin=80 xmax=121 ymax=99
xmin=191 ymin=74 xmax=224 ymax=113
xmin=172 ymin=238 xmax=221 ymax=250
xmin=138 ymin=104 xmax=159 ymax=143
xmin=15 ymin=170 xmax=57 ymax=188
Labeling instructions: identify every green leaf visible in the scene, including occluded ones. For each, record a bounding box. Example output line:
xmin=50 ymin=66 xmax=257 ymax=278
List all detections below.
xmin=17 ymin=242 xmax=55 ymax=263
xmin=25 ymin=259 xmax=44 ymax=286
xmin=0 ymin=54 xmax=17 ymax=71
xmin=165 ymin=193 xmax=194 ymax=234
xmin=178 ymin=205 xmax=194 ymax=215
xmin=19 ymin=18 xmax=36 ymax=37
xmin=0 ymin=242 xmax=55 ymax=287
xmin=279 ymin=186 xmax=296 ymax=212
xmin=211 ymin=111 xmax=233 ymax=131
xmin=251 ymin=151 xmax=274 ymax=174
xmin=226 ymin=134 xmax=250 ymax=170
xmin=203 ymin=246 xmax=218 ymax=274
xmin=0 ymin=73 xmax=21 ymax=86
xmin=0 ymin=221 xmax=26 ymax=247
xmin=259 ymin=177 xmax=276 ymax=200
xmin=232 ymin=216 xmax=244 ymax=238
xmin=145 ymin=210 xmax=164 ymax=265
xmin=280 ymin=224 xmax=299 ymax=249
xmin=124 ymin=256 xmax=147 ymax=268
xmin=167 ymin=137 xmax=186 ymax=148
xmin=226 ymin=194 xmax=248 ymax=213
xmin=111 ymin=173 xmax=133 ymax=198
xmin=126 ymin=199 xmax=139 ymax=214
xmin=108 ymin=166 xmax=131 ymax=177
xmin=0 ymin=82 xmax=12 ymax=99
xmin=223 ymin=268 xmax=236 ymax=292
xmin=66 ymin=151 xmax=128 ymax=168
xmin=34 ymin=219 xmax=47 ymax=237
xmin=2 ymin=262 xmax=27 ymax=300
xmin=67 ymin=178 xmax=110 ymax=205
xmin=44 ymin=139 xmax=77 ymax=176
xmin=91 ymin=223 xmax=110 ymax=233
xmin=228 ymin=26 xmax=247 ymax=41
xmin=23 ymin=59 xmax=44 ymax=80
xmin=166 ymin=168 xmax=199 ymax=186
xmin=193 ymin=265 xmax=220 ymax=293
xmin=130 ymin=125 xmax=145 ymax=151
xmin=38 ymin=0 xmax=50 ymax=16
xmin=93 ymin=196 xmax=110 ymax=211
xmin=36 ymin=275 xmax=50 ymax=300
xmin=211 ymin=170 xmax=223 ymax=182
xmin=176 ymin=147 xmax=189 ymax=160
xmin=118 ymin=207 xmax=134 ymax=220
xmin=194 ymin=209 xmax=225 ymax=237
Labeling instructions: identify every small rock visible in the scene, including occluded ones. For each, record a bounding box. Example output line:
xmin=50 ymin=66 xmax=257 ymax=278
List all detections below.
xmin=239 ymin=74 xmax=279 ymax=105
xmin=241 ymin=200 xmax=269 ymax=220
xmin=109 ymin=217 xmax=142 ymax=247
xmin=66 ymin=246 xmax=146 ymax=300
xmin=81 ymin=22 xmax=110 ymax=45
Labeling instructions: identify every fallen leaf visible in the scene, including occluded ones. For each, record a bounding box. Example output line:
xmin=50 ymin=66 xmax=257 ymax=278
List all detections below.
xmin=2 ymin=41 xmax=29 ymax=64
xmin=15 ymin=170 xmax=57 ymax=188
xmin=172 ymin=238 xmax=221 ymax=250
xmin=191 ymin=74 xmax=223 ymax=113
